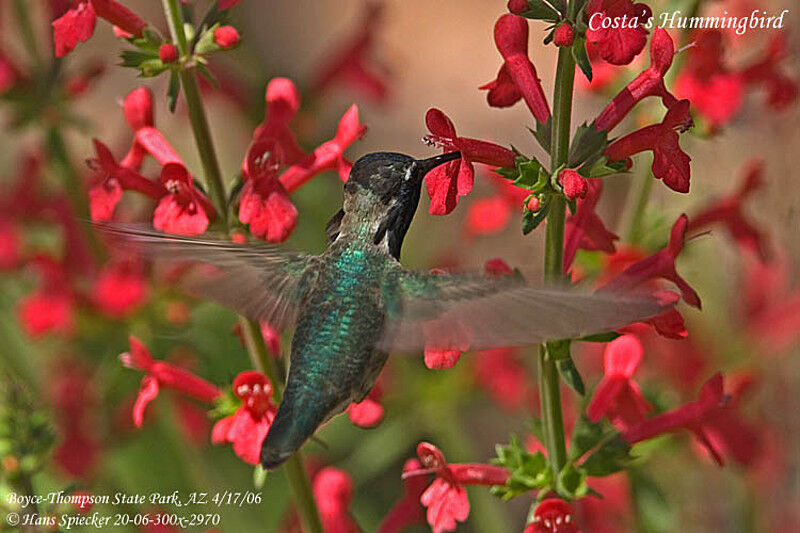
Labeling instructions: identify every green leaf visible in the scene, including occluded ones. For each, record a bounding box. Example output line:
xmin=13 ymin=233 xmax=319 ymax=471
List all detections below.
xmin=120 ymin=50 xmax=157 ymax=69
xmin=567 ymin=123 xmax=608 ymax=168
xmin=630 ymin=468 xmax=674 ymax=533
xmin=530 ymin=117 xmax=552 ymax=154
xmin=513 ymin=158 xmax=545 ymax=189
xmin=138 ymin=60 xmax=168 ymax=78
xmin=571 ymin=37 xmax=592 ymax=82
xmin=196 ymin=62 xmax=219 ymax=88
xmin=557 ymin=357 xmax=585 ymax=395
xmin=167 ymin=70 xmax=181 ymax=113
xmin=578 ymin=331 xmax=622 ymax=343
xmin=514 ymin=0 xmax=562 ymax=22
xmin=579 ymin=156 xmax=628 ymax=178
xmin=556 ymin=463 xmax=589 ymax=498
xmin=491 ymin=435 xmax=551 ymax=500
xmin=581 ymin=434 xmax=634 ymax=477
xmin=547 ymin=339 xmax=571 ymax=361
xmin=522 ymin=201 xmax=550 ymax=234
xmin=569 ymin=415 xmax=606 ymax=461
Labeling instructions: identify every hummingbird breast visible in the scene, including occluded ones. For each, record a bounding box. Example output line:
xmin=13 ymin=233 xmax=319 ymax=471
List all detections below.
xmin=260 ymin=242 xmax=391 ymax=468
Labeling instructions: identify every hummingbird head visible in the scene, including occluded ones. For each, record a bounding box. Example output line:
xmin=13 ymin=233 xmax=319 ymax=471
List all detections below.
xmin=330 ymin=151 xmax=461 ymax=259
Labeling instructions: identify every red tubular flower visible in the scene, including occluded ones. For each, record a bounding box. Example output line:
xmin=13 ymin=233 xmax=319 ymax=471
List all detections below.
xmin=311 ymin=3 xmax=389 ymax=102
xmin=158 ymin=43 xmax=178 ymax=63
xmin=585 ymin=0 xmax=652 ymax=66
xmin=622 ymin=373 xmax=758 ymax=466
xmin=740 ymin=33 xmax=798 ymax=110
xmin=404 ymin=443 xmax=510 ymax=533
xmin=563 ymin=180 xmax=618 ymax=273
xmin=92 ymin=259 xmax=148 ymax=318
xmin=153 ymin=163 xmax=216 ymax=235
xmin=134 ymin=127 xmax=184 ymax=166
xmin=601 ymin=214 xmax=701 ymax=309
xmin=492 ymin=14 xmax=551 ymax=123
xmin=218 ymin=0 xmax=241 ymax=9
xmin=0 ymin=220 xmax=21 ymax=270
xmin=280 ymin=104 xmax=366 ymax=192
xmin=603 ymin=99 xmax=693 ymax=193
xmin=312 ymin=467 xmax=361 ymax=533
xmin=120 ymin=87 xmax=154 ymax=169
xmin=213 ymin=26 xmax=239 ymax=49
xmin=88 ymin=139 xmax=166 ymax=221
xmin=52 ymin=0 xmax=146 ymax=57
xmin=586 ymin=335 xmax=652 ymax=430
xmin=674 ymin=31 xmax=744 ymax=129
xmin=593 ymin=28 xmax=678 ymax=132
xmin=377 ymin=459 xmax=428 ymax=533
xmin=18 ymin=256 xmax=75 ymax=337
xmin=479 ymin=63 xmax=522 ymax=108
xmin=526 ymin=498 xmax=580 ymax=533
xmin=248 ymin=77 xmax=305 ymax=167
xmin=120 ymin=336 xmax=221 ymax=428
xmin=687 ymin=159 xmax=769 ymax=261
xmin=423 ymin=108 xmax=516 ymax=216
xmin=347 ymin=377 xmax=384 ymax=428
xmin=558 ymin=169 xmax=588 ymax=200
xmin=212 ymin=371 xmax=276 ymax=465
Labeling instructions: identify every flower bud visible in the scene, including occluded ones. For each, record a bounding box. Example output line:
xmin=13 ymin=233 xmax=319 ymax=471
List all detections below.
xmin=158 ymin=43 xmax=178 ymax=63
xmin=507 ymin=0 xmax=529 ymax=15
xmin=214 ymin=26 xmax=240 ymax=49
xmin=526 ymin=196 xmax=541 ymax=212
xmin=558 ymin=169 xmax=588 ymax=199
xmin=553 ymin=23 xmax=575 ymax=47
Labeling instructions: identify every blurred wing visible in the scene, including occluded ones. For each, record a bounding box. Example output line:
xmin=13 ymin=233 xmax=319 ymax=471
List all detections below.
xmin=95 ymin=223 xmax=318 ymax=329
xmin=379 ymin=271 xmax=665 ymax=352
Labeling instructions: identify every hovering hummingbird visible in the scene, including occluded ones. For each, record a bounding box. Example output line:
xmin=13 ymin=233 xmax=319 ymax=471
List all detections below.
xmin=99 ymin=151 xmax=664 ymax=470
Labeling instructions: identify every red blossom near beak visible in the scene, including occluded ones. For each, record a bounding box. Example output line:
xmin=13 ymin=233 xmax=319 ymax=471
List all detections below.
xmin=586 ymin=335 xmax=653 ymax=431
xmin=92 ymin=259 xmax=148 ymax=318
xmin=120 ymin=336 xmax=221 ymax=428
xmin=585 ymin=0 xmax=652 ymax=66
xmin=464 ymin=172 xmax=529 ymax=237
xmin=741 ymin=33 xmax=798 ymax=110
xmin=153 ymin=163 xmax=216 ymax=235
xmin=601 ymin=214 xmax=701 ymax=309
xmin=88 ymin=139 xmax=166 ymax=221
xmin=377 ymin=458 xmax=428 ymax=533
xmin=423 ymin=108 xmax=516 ymax=216
xmin=18 ymin=255 xmax=75 ymax=337
xmin=594 ymin=28 xmax=679 ymax=133
xmin=279 ymin=104 xmax=366 ymax=192
xmin=246 ymin=77 xmax=305 ymax=170
xmin=52 ymin=0 xmax=146 ymax=57
xmin=491 ymin=14 xmax=551 ymax=123
xmin=211 ymin=371 xmax=277 ymax=465
xmin=604 ymin=99 xmax=693 ymax=193
xmin=622 ymin=373 xmax=758 ymax=466
xmin=312 ymin=467 xmax=361 ymax=533
xmin=563 ymin=179 xmax=618 ymax=273
xmin=347 ymin=377 xmax=384 ymax=428
xmin=687 ymin=159 xmax=769 ymax=261
xmin=526 ymin=498 xmax=579 ymax=533
xmin=311 ymin=2 xmax=390 ymax=103
xmin=404 ymin=442 xmax=510 ymax=533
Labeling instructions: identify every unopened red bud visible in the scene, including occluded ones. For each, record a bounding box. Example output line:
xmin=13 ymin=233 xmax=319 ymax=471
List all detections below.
xmin=553 ymin=23 xmax=575 ymax=47
xmin=507 ymin=0 xmax=529 ymax=15
xmin=558 ymin=169 xmax=588 ymax=200
xmin=158 ymin=43 xmax=178 ymax=63
xmin=214 ymin=26 xmax=240 ymax=49
xmin=526 ymin=196 xmax=541 ymax=211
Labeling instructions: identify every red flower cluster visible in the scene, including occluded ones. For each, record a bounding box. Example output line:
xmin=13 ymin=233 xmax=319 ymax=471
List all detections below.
xmin=241 ymin=77 xmax=365 ymax=242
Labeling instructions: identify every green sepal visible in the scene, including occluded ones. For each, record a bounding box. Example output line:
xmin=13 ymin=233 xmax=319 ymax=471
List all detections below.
xmin=196 ymin=62 xmax=219 ymax=88
xmin=578 ymin=331 xmax=622 ymax=343
xmin=167 ymin=70 xmax=181 ymax=113
xmin=571 ymin=36 xmax=592 ymax=82
xmin=513 ymin=158 xmax=546 ymax=190
xmin=572 ymin=0 xmax=590 ymax=21
xmin=557 ymin=357 xmax=585 ymax=395
xmin=491 ymin=435 xmax=552 ymax=500
xmin=569 ymin=415 xmax=607 ymax=461
xmin=568 ymin=123 xmax=608 ymax=168
xmin=556 ymin=463 xmax=589 ymax=498
xmin=579 ymin=156 xmax=628 ymax=178
xmin=522 ymin=201 xmax=550 ymax=234
xmin=513 ymin=0 xmax=562 ymax=22
xmin=580 ymin=434 xmax=635 ymax=477
xmin=531 ymin=117 xmax=552 ymax=154
xmin=566 ymin=198 xmax=577 ymax=215
xmin=543 ymin=28 xmax=555 ymax=45
xmin=194 ymin=23 xmax=222 ymax=55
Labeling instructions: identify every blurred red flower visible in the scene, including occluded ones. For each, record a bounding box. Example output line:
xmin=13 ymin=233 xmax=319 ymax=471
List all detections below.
xmin=52 ymin=0 xmax=146 ymax=57
xmin=312 ymin=467 xmax=361 ymax=533
xmin=92 ymin=259 xmax=148 ymax=318
xmin=377 ymin=458 xmax=427 ymax=533
xmin=153 ymin=163 xmax=216 ymax=235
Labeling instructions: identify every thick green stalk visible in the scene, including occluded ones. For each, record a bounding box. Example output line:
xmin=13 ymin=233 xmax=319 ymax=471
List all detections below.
xmin=538 ymin=42 xmax=576 ymax=478
xmin=161 ymin=3 xmax=321 ymax=532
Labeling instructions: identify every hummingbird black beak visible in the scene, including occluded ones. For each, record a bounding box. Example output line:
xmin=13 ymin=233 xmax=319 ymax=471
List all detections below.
xmin=415 ymin=151 xmax=461 ymax=178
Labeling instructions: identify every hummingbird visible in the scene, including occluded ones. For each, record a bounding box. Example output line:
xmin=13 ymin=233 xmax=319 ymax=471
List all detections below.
xmin=99 ymin=151 xmax=664 ymax=470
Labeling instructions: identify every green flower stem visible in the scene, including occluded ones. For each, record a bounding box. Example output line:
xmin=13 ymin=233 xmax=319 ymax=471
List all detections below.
xmin=13 ymin=0 xmax=41 ymax=68
xmin=160 ymin=2 xmax=321 ymax=531
xmin=45 ymin=127 xmax=106 ymax=263
xmin=539 ymin=43 xmax=576 ymax=479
